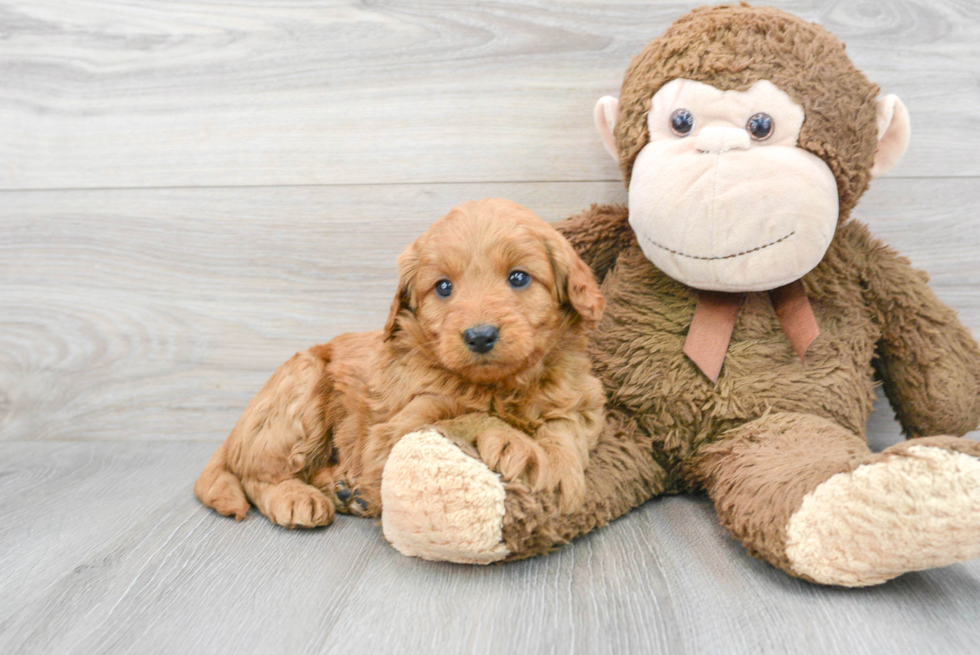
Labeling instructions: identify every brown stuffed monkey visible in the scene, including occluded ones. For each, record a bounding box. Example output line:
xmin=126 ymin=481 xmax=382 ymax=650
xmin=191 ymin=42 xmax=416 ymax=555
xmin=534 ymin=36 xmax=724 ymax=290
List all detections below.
xmin=379 ymin=4 xmax=980 ymax=586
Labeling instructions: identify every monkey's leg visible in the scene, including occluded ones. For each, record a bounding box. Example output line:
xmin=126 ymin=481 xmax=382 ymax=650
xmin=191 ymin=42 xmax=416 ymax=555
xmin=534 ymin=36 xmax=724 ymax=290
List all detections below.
xmin=695 ymin=412 xmax=980 ymax=586
xmin=380 ymin=409 xmax=668 ymax=563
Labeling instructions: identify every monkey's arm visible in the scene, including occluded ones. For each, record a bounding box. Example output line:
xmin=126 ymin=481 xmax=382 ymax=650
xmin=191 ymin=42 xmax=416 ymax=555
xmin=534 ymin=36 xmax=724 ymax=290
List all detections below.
xmin=553 ymin=203 xmax=634 ymax=283
xmin=851 ymin=223 xmax=980 ymax=437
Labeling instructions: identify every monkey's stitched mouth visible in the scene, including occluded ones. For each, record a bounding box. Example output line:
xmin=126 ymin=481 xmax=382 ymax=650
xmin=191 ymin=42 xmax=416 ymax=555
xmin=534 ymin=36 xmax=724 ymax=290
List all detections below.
xmin=639 ymin=231 xmax=795 ymax=261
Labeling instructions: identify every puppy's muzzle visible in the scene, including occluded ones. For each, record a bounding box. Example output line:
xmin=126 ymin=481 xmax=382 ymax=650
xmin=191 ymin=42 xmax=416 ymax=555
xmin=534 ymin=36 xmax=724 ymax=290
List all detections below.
xmin=463 ymin=325 xmax=499 ymax=354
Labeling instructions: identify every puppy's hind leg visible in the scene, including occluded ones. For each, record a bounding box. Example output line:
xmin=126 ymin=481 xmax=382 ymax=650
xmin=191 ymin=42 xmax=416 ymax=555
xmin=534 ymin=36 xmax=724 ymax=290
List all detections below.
xmin=195 ymin=441 xmax=250 ymax=521
xmin=198 ymin=348 xmax=337 ymax=528
xmin=242 ymin=478 xmax=335 ymax=529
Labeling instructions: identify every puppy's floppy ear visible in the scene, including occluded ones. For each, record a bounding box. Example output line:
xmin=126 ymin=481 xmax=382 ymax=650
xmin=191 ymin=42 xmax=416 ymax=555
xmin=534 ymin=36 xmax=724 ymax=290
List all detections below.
xmin=547 ymin=232 xmax=605 ymax=327
xmin=384 ymin=240 xmax=420 ymax=341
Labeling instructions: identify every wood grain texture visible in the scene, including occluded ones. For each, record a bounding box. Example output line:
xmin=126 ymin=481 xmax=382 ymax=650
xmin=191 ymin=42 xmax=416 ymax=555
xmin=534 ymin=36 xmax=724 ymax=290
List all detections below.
xmin=3 ymin=1 xmax=980 ymax=652
xmin=2 ymin=178 xmax=978 ymax=443
xmin=0 ymin=0 xmax=978 ymax=190
xmin=0 ymin=181 xmax=627 ymax=441
xmin=1 ymin=441 xmax=978 ymax=655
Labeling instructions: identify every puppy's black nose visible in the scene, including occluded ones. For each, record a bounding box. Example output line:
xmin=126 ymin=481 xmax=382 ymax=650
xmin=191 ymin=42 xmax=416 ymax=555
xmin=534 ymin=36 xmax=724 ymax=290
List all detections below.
xmin=463 ymin=325 xmax=499 ymax=354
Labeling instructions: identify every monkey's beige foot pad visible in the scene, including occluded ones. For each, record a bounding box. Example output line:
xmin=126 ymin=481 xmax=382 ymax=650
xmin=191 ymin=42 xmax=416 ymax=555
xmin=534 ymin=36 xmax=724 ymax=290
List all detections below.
xmin=381 ymin=429 xmax=509 ymax=564
xmin=786 ymin=445 xmax=980 ymax=586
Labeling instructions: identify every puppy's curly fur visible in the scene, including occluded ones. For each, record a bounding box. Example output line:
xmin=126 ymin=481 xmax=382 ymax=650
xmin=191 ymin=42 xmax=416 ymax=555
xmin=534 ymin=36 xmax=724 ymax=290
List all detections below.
xmin=195 ymin=199 xmax=606 ymax=527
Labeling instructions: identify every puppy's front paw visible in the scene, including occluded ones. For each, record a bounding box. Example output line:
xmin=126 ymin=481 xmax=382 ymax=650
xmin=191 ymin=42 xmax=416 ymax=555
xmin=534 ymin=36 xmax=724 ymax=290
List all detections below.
xmin=553 ymin=467 xmax=587 ymax=514
xmin=260 ymin=480 xmax=335 ymax=528
xmin=477 ymin=428 xmax=549 ymax=490
xmin=538 ymin=447 xmax=587 ymax=513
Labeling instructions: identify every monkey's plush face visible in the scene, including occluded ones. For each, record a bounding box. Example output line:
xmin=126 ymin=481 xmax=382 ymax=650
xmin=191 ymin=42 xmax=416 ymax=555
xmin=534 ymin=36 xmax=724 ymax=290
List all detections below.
xmin=626 ymin=79 xmax=839 ymax=292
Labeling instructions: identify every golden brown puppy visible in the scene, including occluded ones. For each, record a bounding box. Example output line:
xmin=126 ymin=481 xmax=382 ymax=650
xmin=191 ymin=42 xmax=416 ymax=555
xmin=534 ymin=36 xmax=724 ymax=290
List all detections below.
xmin=195 ymin=199 xmax=606 ymax=528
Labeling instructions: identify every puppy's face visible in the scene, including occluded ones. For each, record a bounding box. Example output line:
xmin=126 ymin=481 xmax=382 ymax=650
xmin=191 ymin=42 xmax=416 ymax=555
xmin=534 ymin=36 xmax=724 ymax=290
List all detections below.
xmin=386 ymin=199 xmax=604 ymax=384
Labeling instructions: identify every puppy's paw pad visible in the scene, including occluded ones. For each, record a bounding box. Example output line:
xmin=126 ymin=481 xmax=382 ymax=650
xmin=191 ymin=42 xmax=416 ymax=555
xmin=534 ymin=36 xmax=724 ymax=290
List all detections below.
xmin=347 ymin=489 xmax=374 ymax=517
xmin=331 ymin=480 xmax=350 ymax=502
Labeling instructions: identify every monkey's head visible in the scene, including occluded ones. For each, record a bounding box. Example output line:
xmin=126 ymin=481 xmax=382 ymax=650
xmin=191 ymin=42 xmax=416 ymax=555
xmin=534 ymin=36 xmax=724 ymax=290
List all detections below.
xmin=595 ymin=4 xmax=910 ymax=292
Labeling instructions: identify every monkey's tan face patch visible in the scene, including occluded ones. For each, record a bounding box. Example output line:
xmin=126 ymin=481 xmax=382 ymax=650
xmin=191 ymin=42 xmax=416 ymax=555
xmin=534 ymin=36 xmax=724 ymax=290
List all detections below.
xmin=628 ymin=79 xmax=839 ymax=292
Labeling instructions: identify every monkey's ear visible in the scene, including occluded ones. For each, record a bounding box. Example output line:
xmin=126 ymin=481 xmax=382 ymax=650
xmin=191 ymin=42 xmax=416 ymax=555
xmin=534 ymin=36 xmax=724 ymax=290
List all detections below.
xmin=593 ymin=96 xmax=620 ymax=161
xmin=870 ymin=95 xmax=910 ymax=178
xmin=384 ymin=242 xmax=419 ymax=341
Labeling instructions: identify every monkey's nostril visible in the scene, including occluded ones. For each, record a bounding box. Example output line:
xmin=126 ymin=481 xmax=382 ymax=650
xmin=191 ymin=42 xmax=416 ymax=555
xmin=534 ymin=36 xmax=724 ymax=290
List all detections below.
xmin=463 ymin=325 xmax=499 ymax=354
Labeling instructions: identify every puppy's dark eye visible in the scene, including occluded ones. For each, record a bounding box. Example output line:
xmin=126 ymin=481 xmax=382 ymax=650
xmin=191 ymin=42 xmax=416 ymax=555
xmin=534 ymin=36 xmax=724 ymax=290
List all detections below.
xmin=434 ymin=279 xmax=453 ymax=298
xmin=508 ymin=270 xmax=530 ymax=288
xmin=747 ymin=113 xmax=774 ymax=141
xmin=670 ymin=109 xmax=694 ymax=136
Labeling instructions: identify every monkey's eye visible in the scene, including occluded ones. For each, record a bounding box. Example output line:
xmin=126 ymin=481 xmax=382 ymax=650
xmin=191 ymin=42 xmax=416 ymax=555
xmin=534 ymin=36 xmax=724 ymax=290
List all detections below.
xmin=508 ymin=270 xmax=530 ymax=289
xmin=434 ymin=279 xmax=453 ymax=298
xmin=747 ymin=113 xmax=774 ymax=141
xmin=670 ymin=109 xmax=695 ymax=136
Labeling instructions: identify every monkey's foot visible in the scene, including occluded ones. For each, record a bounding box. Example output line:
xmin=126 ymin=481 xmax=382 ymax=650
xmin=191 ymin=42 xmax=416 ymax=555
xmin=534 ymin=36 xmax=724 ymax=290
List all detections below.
xmin=381 ymin=429 xmax=509 ymax=564
xmin=785 ymin=439 xmax=980 ymax=586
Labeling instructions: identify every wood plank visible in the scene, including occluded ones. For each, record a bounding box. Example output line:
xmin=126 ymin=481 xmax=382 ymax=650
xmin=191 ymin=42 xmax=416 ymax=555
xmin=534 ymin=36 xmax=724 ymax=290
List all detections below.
xmin=2 ymin=178 xmax=978 ymax=443
xmin=1 ymin=441 xmax=979 ymax=655
xmin=0 ymin=442 xmax=390 ymax=654
xmin=645 ymin=494 xmax=980 ymax=655
xmin=0 ymin=181 xmax=626 ymax=442
xmin=0 ymin=0 xmax=978 ymax=190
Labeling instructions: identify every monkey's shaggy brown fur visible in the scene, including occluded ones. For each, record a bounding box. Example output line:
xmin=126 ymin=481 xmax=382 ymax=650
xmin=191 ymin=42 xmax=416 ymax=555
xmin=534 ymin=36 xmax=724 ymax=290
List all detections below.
xmin=476 ymin=5 xmax=980 ymax=580
xmin=615 ymin=4 xmax=880 ymax=220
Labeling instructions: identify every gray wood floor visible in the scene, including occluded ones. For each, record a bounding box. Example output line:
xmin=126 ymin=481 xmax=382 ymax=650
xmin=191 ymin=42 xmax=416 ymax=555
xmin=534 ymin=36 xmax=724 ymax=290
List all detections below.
xmin=2 ymin=1 xmax=980 ymax=653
